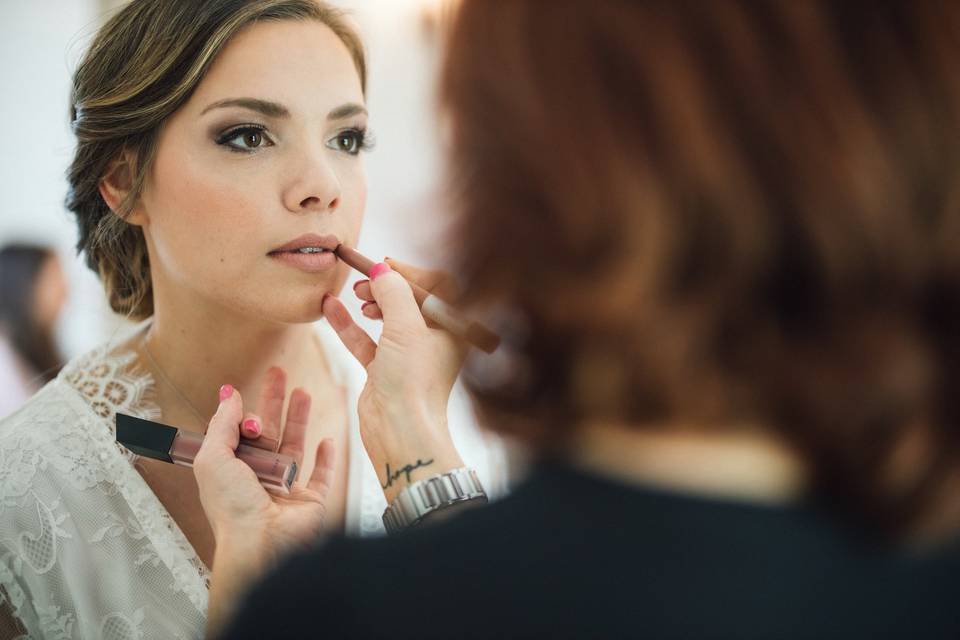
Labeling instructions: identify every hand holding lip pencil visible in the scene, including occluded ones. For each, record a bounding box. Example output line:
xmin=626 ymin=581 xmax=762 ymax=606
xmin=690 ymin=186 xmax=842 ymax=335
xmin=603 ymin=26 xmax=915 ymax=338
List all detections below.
xmin=334 ymin=245 xmax=501 ymax=354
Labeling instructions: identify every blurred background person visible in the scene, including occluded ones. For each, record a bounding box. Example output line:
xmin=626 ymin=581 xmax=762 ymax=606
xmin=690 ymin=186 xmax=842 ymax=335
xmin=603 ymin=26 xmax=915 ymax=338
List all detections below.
xmin=0 ymin=244 xmax=66 ymax=417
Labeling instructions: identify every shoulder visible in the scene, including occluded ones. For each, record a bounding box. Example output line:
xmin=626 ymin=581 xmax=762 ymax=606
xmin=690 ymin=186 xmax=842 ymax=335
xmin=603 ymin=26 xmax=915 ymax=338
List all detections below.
xmin=223 ymin=492 xmax=546 ymax=639
xmin=0 ymin=336 xmax=158 ymax=514
xmin=0 ymin=379 xmax=88 ymax=444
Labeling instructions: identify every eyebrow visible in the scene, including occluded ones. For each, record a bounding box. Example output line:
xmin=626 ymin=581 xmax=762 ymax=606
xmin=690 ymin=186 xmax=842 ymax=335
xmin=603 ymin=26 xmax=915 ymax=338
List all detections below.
xmin=201 ymin=98 xmax=289 ymax=118
xmin=201 ymin=98 xmax=367 ymax=121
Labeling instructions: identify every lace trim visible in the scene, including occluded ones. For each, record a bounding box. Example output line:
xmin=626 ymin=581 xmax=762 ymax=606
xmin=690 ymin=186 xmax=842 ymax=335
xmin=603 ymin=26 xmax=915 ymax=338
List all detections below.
xmin=58 ymin=345 xmax=211 ymax=613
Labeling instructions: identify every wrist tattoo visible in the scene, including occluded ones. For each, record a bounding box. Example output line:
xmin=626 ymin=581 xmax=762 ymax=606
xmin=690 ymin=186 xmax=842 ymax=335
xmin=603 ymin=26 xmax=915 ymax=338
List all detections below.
xmin=382 ymin=458 xmax=434 ymax=490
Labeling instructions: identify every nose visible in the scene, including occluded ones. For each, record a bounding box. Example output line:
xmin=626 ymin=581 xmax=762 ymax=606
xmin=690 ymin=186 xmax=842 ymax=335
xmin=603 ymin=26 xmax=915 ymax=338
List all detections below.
xmin=282 ymin=147 xmax=341 ymax=214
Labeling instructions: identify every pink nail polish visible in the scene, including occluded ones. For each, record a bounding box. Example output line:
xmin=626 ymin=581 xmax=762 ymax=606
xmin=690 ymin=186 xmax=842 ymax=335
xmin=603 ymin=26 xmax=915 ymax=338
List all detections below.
xmin=219 ymin=384 xmax=234 ymax=401
xmin=370 ymin=262 xmax=391 ymax=281
xmin=243 ymin=418 xmax=261 ymax=436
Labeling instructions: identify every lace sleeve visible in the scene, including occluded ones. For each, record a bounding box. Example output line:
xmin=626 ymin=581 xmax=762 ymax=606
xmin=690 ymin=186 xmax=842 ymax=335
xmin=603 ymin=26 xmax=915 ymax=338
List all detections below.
xmin=0 ymin=380 xmax=208 ymax=639
xmin=0 ymin=540 xmax=33 ymax=638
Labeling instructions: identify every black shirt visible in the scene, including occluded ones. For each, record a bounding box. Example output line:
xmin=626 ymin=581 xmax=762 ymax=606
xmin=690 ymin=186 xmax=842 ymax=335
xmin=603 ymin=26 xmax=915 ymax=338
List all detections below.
xmin=222 ymin=462 xmax=960 ymax=639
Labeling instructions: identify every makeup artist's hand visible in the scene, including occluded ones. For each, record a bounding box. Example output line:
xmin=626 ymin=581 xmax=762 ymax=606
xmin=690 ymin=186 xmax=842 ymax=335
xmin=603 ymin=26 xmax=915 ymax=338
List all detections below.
xmin=322 ymin=258 xmax=466 ymax=503
xmin=194 ymin=384 xmax=336 ymax=635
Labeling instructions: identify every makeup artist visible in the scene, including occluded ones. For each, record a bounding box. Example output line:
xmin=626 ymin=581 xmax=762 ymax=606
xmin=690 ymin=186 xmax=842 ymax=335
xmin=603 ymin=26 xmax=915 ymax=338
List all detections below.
xmin=196 ymin=1 xmax=960 ymax=638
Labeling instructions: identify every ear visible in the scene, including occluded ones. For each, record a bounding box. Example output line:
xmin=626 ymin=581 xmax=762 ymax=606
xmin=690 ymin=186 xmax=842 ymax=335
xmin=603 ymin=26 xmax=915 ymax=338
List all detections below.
xmin=99 ymin=150 xmax=148 ymax=226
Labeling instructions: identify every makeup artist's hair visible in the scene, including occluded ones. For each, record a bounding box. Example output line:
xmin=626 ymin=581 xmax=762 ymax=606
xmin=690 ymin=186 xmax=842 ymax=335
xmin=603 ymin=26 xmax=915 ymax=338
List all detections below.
xmin=444 ymin=0 xmax=960 ymax=538
xmin=0 ymin=245 xmax=63 ymax=382
xmin=67 ymin=0 xmax=366 ymax=319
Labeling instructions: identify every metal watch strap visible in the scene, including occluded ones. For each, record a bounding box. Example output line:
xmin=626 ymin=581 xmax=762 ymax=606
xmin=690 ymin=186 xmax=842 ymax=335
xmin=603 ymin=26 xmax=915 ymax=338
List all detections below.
xmin=382 ymin=467 xmax=487 ymax=534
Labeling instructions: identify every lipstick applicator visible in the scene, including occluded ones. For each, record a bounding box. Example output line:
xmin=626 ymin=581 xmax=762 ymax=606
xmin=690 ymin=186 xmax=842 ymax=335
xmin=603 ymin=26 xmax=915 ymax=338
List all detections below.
xmin=334 ymin=245 xmax=501 ymax=354
xmin=116 ymin=413 xmax=298 ymax=493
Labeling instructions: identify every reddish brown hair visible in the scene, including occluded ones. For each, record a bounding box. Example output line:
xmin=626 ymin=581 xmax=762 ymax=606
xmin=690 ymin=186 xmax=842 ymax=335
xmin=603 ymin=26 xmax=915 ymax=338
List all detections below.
xmin=442 ymin=0 xmax=960 ymax=536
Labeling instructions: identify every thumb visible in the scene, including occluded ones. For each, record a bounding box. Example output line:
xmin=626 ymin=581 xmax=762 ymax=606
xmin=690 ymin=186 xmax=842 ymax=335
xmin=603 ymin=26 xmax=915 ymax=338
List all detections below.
xmin=203 ymin=384 xmax=244 ymax=455
xmin=369 ymin=262 xmax=426 ymax=330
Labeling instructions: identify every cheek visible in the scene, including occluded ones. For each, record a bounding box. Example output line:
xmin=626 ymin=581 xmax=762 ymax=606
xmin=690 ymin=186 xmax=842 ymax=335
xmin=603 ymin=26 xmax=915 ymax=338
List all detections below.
xmin=342 ymin=167 xmax=367 ymax=239
xmin=145 ymin=146 xmax=267 ymax=282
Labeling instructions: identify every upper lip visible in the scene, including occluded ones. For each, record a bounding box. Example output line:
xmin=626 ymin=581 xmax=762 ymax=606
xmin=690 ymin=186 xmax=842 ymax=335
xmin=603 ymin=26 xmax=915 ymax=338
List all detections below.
xmin=269 ymin=233 xmax=341 ymax=254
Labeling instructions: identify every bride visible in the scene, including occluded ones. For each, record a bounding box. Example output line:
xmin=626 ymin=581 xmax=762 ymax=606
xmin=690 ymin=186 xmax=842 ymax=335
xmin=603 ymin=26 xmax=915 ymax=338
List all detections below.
xmin=0 ymin=1 xmax=505 ymax=638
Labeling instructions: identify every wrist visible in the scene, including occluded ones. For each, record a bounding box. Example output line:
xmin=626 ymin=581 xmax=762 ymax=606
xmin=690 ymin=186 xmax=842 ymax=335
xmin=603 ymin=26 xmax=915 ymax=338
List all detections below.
xmin=213 ymin=530 xmax=271 ymax=577
xmin=380 ymin=449 xmax=464 ymax=504
xmin=207 ymin=531 xmax=273 ymax=639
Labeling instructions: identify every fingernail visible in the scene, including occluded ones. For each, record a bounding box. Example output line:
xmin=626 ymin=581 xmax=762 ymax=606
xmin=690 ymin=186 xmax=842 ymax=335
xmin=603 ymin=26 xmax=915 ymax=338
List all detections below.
xmin=242 ymin=418 xmax=261 ymax=436
xmin=361 ymin=301 xmax=374 ymax=311
xmin=370 ymin=262 xmax=391 ymax=281
xmin=219 ymin=384 xmax=234 ymax=401
xmin=353 ymin=279 xmax=369 ymax=291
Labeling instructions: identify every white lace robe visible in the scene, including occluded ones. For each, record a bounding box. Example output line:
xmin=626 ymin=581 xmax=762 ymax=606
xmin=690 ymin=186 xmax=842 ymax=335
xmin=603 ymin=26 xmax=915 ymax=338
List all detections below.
xmin=0 ymin=321 xmax=508 ymax=639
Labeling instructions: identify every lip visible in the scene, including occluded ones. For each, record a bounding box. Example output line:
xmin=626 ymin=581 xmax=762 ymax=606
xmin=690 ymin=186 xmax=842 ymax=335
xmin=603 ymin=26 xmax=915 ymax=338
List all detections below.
xmin=268 ymin=233 xmax=341 ymax=274
xmin=269 ymin=233 xmax=341 ymax=254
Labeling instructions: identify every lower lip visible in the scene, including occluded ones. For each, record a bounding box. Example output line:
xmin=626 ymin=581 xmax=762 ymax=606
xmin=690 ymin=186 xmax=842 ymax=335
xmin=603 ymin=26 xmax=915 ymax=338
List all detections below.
xmin=269 ymin=250 xmax=338 ymax=273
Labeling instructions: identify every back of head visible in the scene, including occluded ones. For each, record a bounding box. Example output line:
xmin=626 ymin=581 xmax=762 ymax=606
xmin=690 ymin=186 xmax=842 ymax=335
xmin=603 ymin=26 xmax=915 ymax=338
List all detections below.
xmin=0 ymin=244 xmax=61 ymax=381
xmin=442 ymin=0 xmax=960 ymax=538
xmin=67 ymin=0 xmax=365 ymax=319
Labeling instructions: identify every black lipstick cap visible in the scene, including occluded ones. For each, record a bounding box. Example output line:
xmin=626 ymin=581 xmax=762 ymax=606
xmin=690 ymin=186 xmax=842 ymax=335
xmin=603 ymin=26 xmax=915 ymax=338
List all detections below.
xmin=116 ymin=413 xmax=177 ymax=462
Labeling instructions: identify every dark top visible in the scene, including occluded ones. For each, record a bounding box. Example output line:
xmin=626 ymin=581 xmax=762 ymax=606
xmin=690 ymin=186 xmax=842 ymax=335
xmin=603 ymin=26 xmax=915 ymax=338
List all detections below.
xmin=222 ymin=462 xmax=960 ymax=639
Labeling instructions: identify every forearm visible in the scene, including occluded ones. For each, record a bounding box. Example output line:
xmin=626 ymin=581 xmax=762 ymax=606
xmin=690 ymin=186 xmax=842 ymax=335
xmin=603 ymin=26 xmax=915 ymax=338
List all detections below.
xmin=206 ymin=537 xmax=272 ymax=639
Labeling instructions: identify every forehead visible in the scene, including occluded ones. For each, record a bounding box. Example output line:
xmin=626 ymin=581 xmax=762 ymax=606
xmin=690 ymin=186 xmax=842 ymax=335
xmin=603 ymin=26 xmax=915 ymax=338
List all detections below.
xmin=187 ymin=19 xmax=364 ymax=116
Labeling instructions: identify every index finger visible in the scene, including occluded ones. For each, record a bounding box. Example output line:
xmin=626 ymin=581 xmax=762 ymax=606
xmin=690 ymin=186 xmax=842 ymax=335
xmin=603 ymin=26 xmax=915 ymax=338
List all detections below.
xmin=385 ymin=257 xmax=459 ymax=302
xmin=255 ymin=366 xmax=286 ymax=451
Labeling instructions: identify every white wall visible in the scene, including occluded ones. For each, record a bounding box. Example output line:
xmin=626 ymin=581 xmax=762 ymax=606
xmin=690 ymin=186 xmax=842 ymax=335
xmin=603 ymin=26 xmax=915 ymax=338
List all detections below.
xmin=0 ymin=0 xmax=121 ymax=356
xmin=0 ymin=0 xmax=450 ymax=356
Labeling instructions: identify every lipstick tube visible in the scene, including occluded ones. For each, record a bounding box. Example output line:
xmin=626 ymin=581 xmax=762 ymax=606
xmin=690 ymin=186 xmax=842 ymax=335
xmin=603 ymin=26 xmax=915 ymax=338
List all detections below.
xmin=116 ymin=413 xmax=298 ymax=493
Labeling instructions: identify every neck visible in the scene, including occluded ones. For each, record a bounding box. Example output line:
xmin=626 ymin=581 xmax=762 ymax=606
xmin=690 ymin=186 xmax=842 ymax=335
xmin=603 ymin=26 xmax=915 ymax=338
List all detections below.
xmin=569 ymin=421 xmax=807 ymax=504
xmin=141 ymin=286 xmax=324 ymax=431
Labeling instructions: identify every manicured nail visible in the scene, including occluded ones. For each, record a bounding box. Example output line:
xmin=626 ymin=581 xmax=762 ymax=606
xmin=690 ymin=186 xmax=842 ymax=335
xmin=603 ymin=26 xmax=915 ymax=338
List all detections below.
xmin=370 ymin=262 xmax=391 ymax=281
xmin=242 ymin=418 xmax=261 ymax=436
xmin=219 ymin=384 xmax=234 ymax=401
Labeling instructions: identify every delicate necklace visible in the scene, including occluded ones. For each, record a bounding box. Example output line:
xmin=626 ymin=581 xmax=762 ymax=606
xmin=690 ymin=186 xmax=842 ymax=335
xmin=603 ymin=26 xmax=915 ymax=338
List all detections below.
xmin=141 ymin=334 xmax=208 ymax=430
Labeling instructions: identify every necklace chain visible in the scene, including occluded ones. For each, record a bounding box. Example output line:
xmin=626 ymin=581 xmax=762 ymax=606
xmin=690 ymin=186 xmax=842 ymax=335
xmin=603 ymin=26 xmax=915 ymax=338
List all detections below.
xmin=139 ymin=330 xmax=329 ymax=431
xmin=141 ymin=334 xmax=208 ymax=430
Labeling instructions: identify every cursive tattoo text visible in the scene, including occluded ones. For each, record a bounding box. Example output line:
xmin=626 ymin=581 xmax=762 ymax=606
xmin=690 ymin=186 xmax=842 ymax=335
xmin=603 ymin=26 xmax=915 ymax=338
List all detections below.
xmin=382 ymin=458 xmax=435 ymax=490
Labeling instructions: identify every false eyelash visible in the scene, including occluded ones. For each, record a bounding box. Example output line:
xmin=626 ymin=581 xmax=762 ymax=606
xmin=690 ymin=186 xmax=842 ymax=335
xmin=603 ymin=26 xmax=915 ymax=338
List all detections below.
xmin=346 ymin=126 xmax=376 ymax=153
xmin=215 ymin=123 xmax=269 ymax=147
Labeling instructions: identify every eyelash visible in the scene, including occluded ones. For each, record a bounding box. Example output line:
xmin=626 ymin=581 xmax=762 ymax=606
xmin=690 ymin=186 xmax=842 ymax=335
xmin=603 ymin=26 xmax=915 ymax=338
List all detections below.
xmin=214 ymin=124 xmax=376 ymax=156
xmin=215 ymin=123 xmax=271 ymax=153
xmin=331 ymin=127 xmax=376 ymax=155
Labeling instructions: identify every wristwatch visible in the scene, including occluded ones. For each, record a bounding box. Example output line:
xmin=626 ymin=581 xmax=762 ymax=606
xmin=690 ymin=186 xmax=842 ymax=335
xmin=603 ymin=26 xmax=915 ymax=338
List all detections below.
xmin=382 ymin=467 xmax=488 ymax=534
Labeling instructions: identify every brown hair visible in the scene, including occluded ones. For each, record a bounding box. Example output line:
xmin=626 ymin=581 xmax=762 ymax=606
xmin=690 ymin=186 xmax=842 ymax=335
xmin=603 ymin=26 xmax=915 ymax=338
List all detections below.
xmin=67 ymin=0 xmax=366 ymax=319
xmin=0 ymin=245 xmax=63 ymax=382
xmin=443 ymin=0 xmax=960 ymax=535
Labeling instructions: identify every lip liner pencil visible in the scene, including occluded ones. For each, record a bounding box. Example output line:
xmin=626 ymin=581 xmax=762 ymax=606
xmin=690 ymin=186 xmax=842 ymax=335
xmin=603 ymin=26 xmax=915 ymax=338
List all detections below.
xmin=335 ymin=245 xmax=500 ymax=354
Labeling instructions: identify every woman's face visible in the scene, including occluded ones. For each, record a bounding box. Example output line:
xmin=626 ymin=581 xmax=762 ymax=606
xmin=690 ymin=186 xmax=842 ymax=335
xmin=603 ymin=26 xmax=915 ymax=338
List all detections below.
xmin=138 ymin=19 xmax=367 ymax=324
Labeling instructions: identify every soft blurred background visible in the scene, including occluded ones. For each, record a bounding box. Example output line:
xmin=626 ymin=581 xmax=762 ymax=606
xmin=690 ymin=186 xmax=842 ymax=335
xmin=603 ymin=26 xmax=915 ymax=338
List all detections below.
xmin=0 ymin=0 xmax=460 ymax=413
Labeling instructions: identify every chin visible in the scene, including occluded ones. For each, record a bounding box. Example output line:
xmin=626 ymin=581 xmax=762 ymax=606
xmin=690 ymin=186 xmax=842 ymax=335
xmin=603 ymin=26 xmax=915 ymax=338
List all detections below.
xmin=258 ymin=284 xmax=343 ymax=325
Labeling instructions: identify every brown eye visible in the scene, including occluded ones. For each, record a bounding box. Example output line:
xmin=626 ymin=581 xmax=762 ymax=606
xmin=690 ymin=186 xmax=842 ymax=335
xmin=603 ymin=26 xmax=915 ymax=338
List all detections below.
xmin=326 ymin=128 xmax=371 ymax=155
xmin=337 ymin=134 xmax=356 ymax=152
xmin=216 ymin=125 xmax=273 ymax=152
